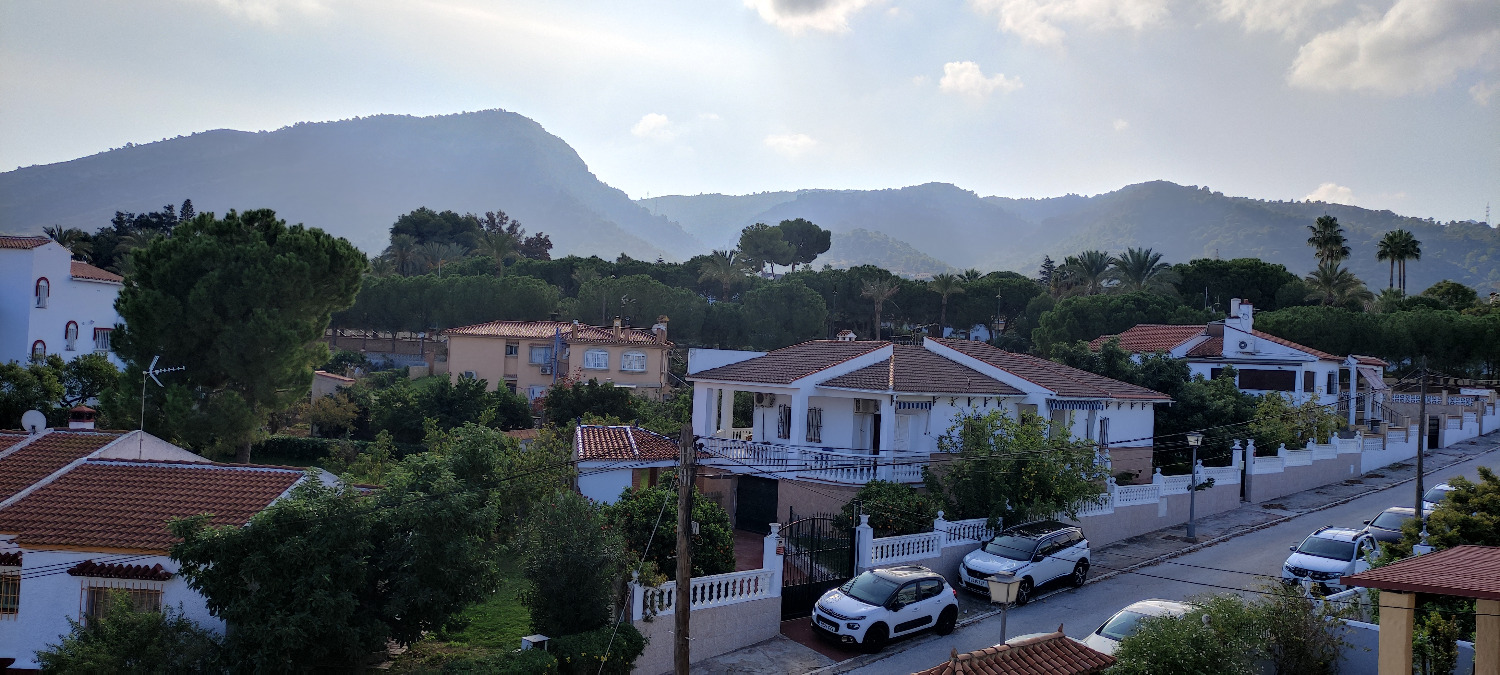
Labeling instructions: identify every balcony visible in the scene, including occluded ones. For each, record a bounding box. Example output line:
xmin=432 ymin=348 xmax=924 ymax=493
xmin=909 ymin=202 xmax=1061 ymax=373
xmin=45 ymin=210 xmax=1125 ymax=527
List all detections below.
xmin=699 ymin=437 xmax=927 ymax=485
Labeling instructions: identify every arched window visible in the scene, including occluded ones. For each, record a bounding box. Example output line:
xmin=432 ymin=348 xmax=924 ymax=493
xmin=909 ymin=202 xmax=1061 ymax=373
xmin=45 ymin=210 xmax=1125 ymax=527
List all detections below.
xmin=30 ymin=340 xmax=46 ymax=360
xmin=64 ymin=322 xmax=79 ymax=351
xmin=583 ymin=349 xmax=610 ymax=370
xmin=621 ymin=351 xmax=648 ymax=372
xmin=34 ymin=278 xmax=49 ymax=308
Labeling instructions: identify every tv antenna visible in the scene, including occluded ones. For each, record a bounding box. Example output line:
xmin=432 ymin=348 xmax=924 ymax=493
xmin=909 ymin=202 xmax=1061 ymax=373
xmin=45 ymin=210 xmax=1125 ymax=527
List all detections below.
xmin=138 ymin=356 xmax=185 ymax=456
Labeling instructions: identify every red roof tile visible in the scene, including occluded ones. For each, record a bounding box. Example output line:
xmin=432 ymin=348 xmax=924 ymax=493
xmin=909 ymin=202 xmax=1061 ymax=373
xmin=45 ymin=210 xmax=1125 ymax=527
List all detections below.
xmin=692 ymin=340 xmax=888 ymax=385
xmin=0 ymin=460 xmax=304 ymax=551
xmin=1089 ymin=324 xmax=1204 ymax=353
xmin=1249 ymin=329 xmax=1340 ymax=361
xmin=914 ymin=630 xmax=1115 ymax=675
xmin=932 ymin=339 xmax=1171 ymax=401
xmin=575 ymin=425 xmax=686 ymax=462
xmin=0 ymin=236 xmax=51 ymax=250
xmin=1185 ymin=336 xmax=1223 ymax=358
xmin=1353 ymin=354 xmax=1389 ymax=367
xmin=443 ymin=320 xmax=670 ymax=346
xmin=70 ymin=260 xmax=123 ymax=283
xmin=820 ymin=345 xmax=1023 ymax=395
xmin=314 ymin=369 xmax=356 ymax=383
xmin=68 ymin=560 xmax=173 ymax=581
xmin=0 ymin=431 xmax=123 ymax=502
xmin=1341 ymin=546 xmax=1500 ymax=601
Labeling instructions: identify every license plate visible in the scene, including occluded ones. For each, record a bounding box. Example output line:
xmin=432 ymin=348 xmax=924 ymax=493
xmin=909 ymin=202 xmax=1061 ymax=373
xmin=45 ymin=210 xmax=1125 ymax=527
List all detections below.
xmin=816 ymin=617 xmax=837 ymax=631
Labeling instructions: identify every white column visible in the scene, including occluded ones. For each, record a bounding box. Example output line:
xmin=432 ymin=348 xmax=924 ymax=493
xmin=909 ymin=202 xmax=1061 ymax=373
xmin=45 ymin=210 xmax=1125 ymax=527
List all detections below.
xmin=1347 ymin=366 xmax=1357 ymax=427
xmin=855 ymin=514 xmax=874 ymax=571
xmin=693 ymin=386 xmax=712 ymax=436
xmin=763 ymin=524 xmax=784 ymax=589
xmin=718 ymin=387 xmax=734 ymax=435
xmin=790 ymin=391 xmax=809 ymax=445
xmin=879 ymin=399 xmax=897 ymax=453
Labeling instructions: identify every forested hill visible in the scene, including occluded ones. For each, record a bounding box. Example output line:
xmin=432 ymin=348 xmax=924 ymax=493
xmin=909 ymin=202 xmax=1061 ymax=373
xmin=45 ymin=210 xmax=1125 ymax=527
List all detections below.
xmin=646 ymin=181 xmax=1499 ymax=292
xmin=0 ymin=110 xmax=700 ymax=260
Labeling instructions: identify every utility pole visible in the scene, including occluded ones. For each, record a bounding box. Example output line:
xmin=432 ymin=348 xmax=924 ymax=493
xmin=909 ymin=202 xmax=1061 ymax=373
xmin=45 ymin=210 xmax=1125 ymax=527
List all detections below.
xmin=1415 ymin=357 xmax=1428 ymax=523
xmin=675 ymin=423 xmax=696 ymax=674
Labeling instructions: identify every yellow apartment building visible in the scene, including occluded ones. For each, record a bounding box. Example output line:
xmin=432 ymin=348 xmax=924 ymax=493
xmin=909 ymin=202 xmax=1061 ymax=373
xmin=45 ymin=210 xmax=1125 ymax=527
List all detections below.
xmin=442 ymin=318 xmax=673 ymax=400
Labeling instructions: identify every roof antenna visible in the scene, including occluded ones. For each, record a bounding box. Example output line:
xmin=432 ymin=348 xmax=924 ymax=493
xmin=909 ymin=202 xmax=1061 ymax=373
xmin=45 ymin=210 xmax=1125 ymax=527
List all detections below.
xmin=138 ymin=355 xmax=185 ymax=459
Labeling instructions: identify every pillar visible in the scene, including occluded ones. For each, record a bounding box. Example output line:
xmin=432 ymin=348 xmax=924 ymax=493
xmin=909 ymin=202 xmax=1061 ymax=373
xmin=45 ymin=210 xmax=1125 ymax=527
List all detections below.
xmin=1348 ymin=366 xmax=1357 ymax=427
xmin=717 ymin=387 xmax=734 ymax=435
xmin=790 ymin=392 xmax=808 ymax=445
xmin=1377 ymin=591 xmax=1416 ymax=675
xmin=1477 ymin=598 xmax=1499 ymax=675
xmin=693 ymin=386 xmax=712 ymax=437
xmin=763 ymin=524 xmax=784 ymax=588
xmin=855 ymin=514 xmax=874 ymax=571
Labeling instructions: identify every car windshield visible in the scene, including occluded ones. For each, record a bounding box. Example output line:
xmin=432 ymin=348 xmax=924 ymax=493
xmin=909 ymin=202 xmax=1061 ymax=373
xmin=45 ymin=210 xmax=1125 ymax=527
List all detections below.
xmin=1298 ymin=536 xmax=1355 ymax=560
xmin=839 ymin=573 xmax=899 ymax=607
xmin=983 ymin=535 xmax=1038 ymax=561
xmin=1096 ymin=610 xmax=1149 ymax=641
xmin=1423 ymin=487 xmax=1451 ymax=503
xmin=1371 ymin=512 xmax=1411 ymax=530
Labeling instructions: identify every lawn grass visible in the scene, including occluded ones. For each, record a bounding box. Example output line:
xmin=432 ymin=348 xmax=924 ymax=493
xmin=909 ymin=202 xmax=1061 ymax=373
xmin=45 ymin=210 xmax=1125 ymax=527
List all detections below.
xmin=388 ymin=555 xmax=532 ymax=671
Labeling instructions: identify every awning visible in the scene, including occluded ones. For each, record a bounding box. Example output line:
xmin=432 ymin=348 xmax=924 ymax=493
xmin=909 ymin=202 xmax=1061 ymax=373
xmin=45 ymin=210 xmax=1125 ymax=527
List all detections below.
xmin=1358 ymin=367 xmax=1388 ymax=391
xmin=1046 ymin=399 xmax=1105 ymax=411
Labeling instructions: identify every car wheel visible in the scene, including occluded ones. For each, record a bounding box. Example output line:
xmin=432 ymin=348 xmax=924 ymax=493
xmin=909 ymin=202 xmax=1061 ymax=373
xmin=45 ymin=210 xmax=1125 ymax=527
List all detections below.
xmin=936 ymin=607 xmax=958 ymax=635
xmin=862 ymin=623 xmax=889 ymax=653
xmin=1071 ymin=560 xmax=1090 ymax=587
xmin=1015 ymin=578 xmax=1033 ymax=606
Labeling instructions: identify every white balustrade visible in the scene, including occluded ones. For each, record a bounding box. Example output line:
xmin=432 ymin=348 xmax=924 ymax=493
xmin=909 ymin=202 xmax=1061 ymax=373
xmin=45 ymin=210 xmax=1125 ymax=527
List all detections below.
xmin=1073 ymin=492 xmax=1114 ymax=517
xmin=1310 ymin=442 xmax=1338 ymax=460
xmin=637 ymin=568 xmax=777 ymax=618
xmin=697 ymin=438 xmax=926 ymax=485
xmin=1284 ymin=450 xmax=1313 ymax=467
xmin=1115 ymin=483 xmax=1161 ymax=506
xmin=942 ymin=518 xmax=995 ymax=545
xmin=1202 ymin=466 xmax=1241 ymax=485
xmin=869 ymin=532 xmax=943 ymax=565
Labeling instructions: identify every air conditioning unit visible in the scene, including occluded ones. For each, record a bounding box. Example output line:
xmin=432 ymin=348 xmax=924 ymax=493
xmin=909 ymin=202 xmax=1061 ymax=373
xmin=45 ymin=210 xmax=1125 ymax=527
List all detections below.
xmin=754 ymin=393 xmax=777 ymax=408
xmin=461 ymin=371 xmax=478 ymax=380
xmin=539 ymin=364 xmax=553 ymax=375
xmin=1236 ymin=336 xmax=1256 ymax=353
xmin=854 ymin=399 xmax=879 ymax=414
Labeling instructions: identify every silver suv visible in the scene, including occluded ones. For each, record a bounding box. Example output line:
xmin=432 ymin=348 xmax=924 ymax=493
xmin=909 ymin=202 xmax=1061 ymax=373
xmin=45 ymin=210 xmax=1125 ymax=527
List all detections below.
xmin=1282 ymin=526 xmax=1375 ymax=595
xmin=958 ymin=520 xmax=1089 ymax=605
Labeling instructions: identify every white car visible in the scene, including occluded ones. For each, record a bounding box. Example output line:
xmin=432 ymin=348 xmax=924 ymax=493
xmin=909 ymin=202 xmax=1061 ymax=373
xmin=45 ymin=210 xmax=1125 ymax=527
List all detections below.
xmin=1422 ymin=483 xmax=1456 ymax=513
xmin=1281 ymin=526 xmax=1376 ymax=594
xmin=1082 ymin=599 xmax=1192 ymax=655
xmin=958 ymin=521 xmax=1089 ymax=605
xmin=811 ymin=565 xmax=959 ymax=652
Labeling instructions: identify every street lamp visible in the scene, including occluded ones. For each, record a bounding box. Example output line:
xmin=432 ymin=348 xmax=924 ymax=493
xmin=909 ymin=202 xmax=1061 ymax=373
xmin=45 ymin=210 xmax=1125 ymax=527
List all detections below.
xmin=1185 ymin=432 xmax=1204 ymax=542
xmin=986 ymin=570 xmax=1022 ymax=643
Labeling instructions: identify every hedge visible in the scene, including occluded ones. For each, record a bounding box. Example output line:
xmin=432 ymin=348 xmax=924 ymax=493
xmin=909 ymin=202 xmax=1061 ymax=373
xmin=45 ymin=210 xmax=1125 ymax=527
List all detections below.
xmin=552 ymin=624 xmax=647 ymax=675
xmin=251 ymin=435 xmax=423 ymax=461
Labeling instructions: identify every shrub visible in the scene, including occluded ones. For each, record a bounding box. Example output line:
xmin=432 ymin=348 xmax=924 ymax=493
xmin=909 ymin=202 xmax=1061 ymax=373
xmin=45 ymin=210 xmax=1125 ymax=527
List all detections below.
xmin=520 ymin=491 xmax=628 ymax=637
xmin=551 ymin=624 xmax=647 ymax=675
xmin=442 ymin=648 xmax=558 ymax=674
xmin=35 ymin=592 xmax=223 ymax=674
xmin=603 ymin=483 xmax=735 ymax=578
xmin=836 ymin=480 xmax=936 ymax=537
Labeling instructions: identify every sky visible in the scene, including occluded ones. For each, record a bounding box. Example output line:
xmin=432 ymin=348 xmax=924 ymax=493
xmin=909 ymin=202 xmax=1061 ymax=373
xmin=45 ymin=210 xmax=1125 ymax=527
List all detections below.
xmin=2 ymin=0 xmax=1497 ymax=223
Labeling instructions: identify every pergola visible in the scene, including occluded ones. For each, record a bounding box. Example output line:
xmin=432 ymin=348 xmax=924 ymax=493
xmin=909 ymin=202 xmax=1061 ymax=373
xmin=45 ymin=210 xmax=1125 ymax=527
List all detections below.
xmin=1341 ymin=545 xmax=1500 ymax=675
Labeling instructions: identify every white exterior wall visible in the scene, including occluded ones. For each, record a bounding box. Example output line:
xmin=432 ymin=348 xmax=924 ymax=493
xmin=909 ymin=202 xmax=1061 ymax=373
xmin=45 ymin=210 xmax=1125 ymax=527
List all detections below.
xmin=0 ymin=549 xmax=223 ymax=670
xmin=1185 ymin=359 xmax=1340 ymax=405
xmin=578 ymin=467 xmax=635 ymax=503
xmin=1102 ymin=401 xmax=1155 ymax=448
xmin=0 ymin=241 xmax=123 ymax=367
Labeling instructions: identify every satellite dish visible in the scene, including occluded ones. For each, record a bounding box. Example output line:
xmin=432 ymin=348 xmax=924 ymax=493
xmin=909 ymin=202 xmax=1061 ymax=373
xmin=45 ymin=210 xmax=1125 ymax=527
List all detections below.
xmin=20 ymin=410 xmax=47 ymax=434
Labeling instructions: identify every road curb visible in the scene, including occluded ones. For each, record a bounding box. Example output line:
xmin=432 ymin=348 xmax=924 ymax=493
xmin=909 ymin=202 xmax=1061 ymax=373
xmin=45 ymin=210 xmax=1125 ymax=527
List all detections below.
xmin=809 ymin=438 xmax=1497 ymax=675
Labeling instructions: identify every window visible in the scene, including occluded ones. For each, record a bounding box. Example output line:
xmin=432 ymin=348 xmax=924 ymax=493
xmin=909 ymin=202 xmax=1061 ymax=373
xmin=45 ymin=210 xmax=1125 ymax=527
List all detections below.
xmin=621 ymin=350 xmax=648 ymax=372
xmin=83 ymin=583 xmax=163 ymax=622
xmin=917 ymin=579 xmax=944 ymax=600
xmin=527 ymin=385 xmax=549 ymax=400
xmin=529 ymin=345 xmax=553 ymax=365
xmin=1237 ymin=369 xmax=1296 ymax=392
xmin=64 ymin=321 xmax=79 ymax=351
xmin=893 ymin=583 xmax=918 ymax=605
xmin=504 ymin=381 xmax=517 ymax=394
xmin=1304 ymin=371 xmax=1316 ymax=393
xmin=92 ymin=328 xmax=111 ymax=353
xmin=806 ymin=407 xmax=823 ymax=443
xmin=776 ymin=404 xmax=791 ymax=440
xmin=583 ymin=349 xmax=610 ymax=370
xmin=1326 ymin=372 xmax=1337 ymax=395
xmin=505 ymin=344 xmax=519 ymax=356
xmin=30 ymin=340 xmax=46 ymax=360
xmin=0 ymin=569 xmax=17 ymax=618
xmin=34 ymin=278 xmax=49 ymax=308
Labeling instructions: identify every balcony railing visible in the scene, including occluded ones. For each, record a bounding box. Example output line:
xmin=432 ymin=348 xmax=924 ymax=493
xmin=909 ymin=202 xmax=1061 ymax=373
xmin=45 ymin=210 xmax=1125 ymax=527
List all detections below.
xmin=699 ymin=437 xmax=928 ymax=485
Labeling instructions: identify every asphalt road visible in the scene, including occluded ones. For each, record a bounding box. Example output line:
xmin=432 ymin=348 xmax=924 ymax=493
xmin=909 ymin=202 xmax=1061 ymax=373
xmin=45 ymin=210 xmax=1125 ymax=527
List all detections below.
xmin=849 ymin=444 xmax=1500 ymax=675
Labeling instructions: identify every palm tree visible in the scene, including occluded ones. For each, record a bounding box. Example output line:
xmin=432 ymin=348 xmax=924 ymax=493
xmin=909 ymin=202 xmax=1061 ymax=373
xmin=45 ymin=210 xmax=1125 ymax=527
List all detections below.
xmin=861 ymin=278 xmax=899 ymax=339
xmin=1372 ymin=287 xmax=1406 ymax=313
xmin=1109 ymin=247 xmax=1177 ymax=293
xmin=961 ymin=269 xmax=983 ymax=283
xmin=112 ymin=230 xmax=164 ymax=275
xmin=367 ymin=257 xmax=398 ymax=277
xmin=1304 ymin=262 xmax=1373 ymax=307
xmin=1375 ymin=231 xmax=1400 ymax=289
xmin=416 ymin=242 xmax=470 ymax=277
xmin=1391 ymin=229 xmax=1422 ymax=292
xmin=698 ymin=249 xmax=748 ymax=301
xmin=473 ymin=229 xmax=520 ymax=273
xmin=1306 ymin=215 xmax=1350 ymax=264
xmin=1060 ymin=250 xmax=1114 ymax=295
xmin=385 ymin=234 xmax=421 ymax=275
xmin=928 ymin=273 xmax=966 ymax=334
xmin=43 ymin=225 xmax=89 ymax=261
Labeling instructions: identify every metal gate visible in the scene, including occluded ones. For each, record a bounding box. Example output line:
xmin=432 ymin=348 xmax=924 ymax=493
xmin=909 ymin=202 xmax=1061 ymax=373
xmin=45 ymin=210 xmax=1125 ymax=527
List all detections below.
xmin=780 ymin=510 xmax=856 ymax=620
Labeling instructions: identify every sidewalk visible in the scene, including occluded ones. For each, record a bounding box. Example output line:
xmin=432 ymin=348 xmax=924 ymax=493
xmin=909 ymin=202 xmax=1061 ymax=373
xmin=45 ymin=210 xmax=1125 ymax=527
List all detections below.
xmin=690 ymin=433 xmax=1499 ymax=674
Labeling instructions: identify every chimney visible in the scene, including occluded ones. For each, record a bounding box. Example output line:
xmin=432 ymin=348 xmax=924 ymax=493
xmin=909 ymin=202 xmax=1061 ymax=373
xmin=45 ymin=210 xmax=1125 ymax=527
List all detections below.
xmin=836 ymin=329 xmax=857 ymax=342
xmin=1228 ymin=298 xmax=1241 ymax=318
xmin=652 ymin=315 xmax=669 ymax=343
xmin=571 ymin=320 xmax=579 ymax=338
xmin=1239 ymin=301 xmax=1254 ymax=332
xmin=68 ymin=405 xmax=96 ymax=430
xmin=613 ymin=316 xmax=622 ymax=340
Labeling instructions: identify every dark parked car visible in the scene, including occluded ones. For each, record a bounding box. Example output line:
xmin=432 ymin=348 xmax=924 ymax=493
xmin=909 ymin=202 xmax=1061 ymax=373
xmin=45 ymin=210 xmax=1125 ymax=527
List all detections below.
xmin=1361 ymin=506 xmax=1416 ymax=545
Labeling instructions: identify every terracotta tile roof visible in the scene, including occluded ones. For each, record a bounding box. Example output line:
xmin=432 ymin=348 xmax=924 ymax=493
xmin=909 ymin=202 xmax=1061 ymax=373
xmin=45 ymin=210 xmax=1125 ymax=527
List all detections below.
xmin=70 ymin=260 xmax=123 ymax=283
xmin=443 ymin=320 xmax=670 ymax=346
xmin=67 ymin=560 xmax=173 ymax=581
xmin=1342 ymin=545 xmax=1500 ymax=601
xmin=0 ymin=551 xmax=19 ymax=566
xmin=1089 ymin=324 xmax=1204 ymax=353
xmin=1185 ymin=336 xmax=1223 ymax=358
xmin=0 ymin=434 xmax=25 ymax=454
xmin=575 ymin=425 xmax=688 ymax=462
xmin=1353 ymin=354 xmax=1389 ymax=367
xmin=504 ymin=428 xmax=541 ymax=441
xmin=0 ymin=460 xmax=304 ymax=551
xmin=1249 ymin=329 xmax=1340 ymax=361
xmin=913 ymin=629 xmax=1115 ymax=675
xmin=820 ymin=345 xmax=1024 ymax=395
xmin=0 ymin=235 xmax=51 ymax=250
xmin=314 ymin=369 xmax=356 ymax=383
xmin=932 ymin=339 xmax=1171 ymax=401
xmin=692 ymin=340 xmax=888 ymax=385
xmin=0 ymin=430 xmax=123 ymax=502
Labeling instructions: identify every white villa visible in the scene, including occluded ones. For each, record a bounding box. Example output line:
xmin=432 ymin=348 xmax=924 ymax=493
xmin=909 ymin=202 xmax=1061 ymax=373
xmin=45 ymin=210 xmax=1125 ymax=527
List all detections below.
xmin=688 ymin=336 xmax=1170 ymax=522
xmin=0 ymin=236 xmax=124 ymax=367
xmin=1093 ymin=298 xmax=1388 ymax=426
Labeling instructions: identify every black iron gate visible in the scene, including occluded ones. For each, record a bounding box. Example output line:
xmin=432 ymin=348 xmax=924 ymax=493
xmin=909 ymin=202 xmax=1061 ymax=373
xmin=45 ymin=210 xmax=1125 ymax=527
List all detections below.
xmin=779 ymin=509 xmax=855 ymax=620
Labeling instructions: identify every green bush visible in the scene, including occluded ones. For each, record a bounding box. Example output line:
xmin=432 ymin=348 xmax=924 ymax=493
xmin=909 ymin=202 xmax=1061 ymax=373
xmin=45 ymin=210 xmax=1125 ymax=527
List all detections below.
xmin=520 ymin=491 xmax=628 ymax=637
xmin=603 ymin=483 xmax=736 ymax=578
xmin=442 ymin=648 xmax=558 ymax=674
xmin=251 ymin=434 xmax=423 ymax=462
xmin=551 ymin=624 xmax=647 ymax=675
xmin=836 ymin=480 xmax=936 ymax=537
xmin=36 ymin=592 xmax=223 ymax=674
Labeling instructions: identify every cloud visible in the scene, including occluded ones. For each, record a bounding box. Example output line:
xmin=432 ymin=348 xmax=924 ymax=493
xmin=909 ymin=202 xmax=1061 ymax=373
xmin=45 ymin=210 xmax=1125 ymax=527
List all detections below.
xmin=764 ymin=133 xmax=818 ymax=158
xmin=938 ymin=61 xmax=1023 ymax=98
xmin=1112 ymin=118 xmax=1129 ymax=131
xmin=1288 ymin=0 xmax=1500 ymax=95
xmin=1472 ymin=81 xmax=1497 ymax=105
xmin=1216 ymin=0 xmax=1339 ymax=37
xmin=200 ymin=0 xmax=330 ymax=25
xmin=631 ymin=113 xmax=676 ymax=141
xmin=1305 ymin=182 xmax=1356 ymax=205
xmin=744 ymin=0 xmax=876 ymax=34
xmin=968 ymin=0 xmax=1168 ymax=46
